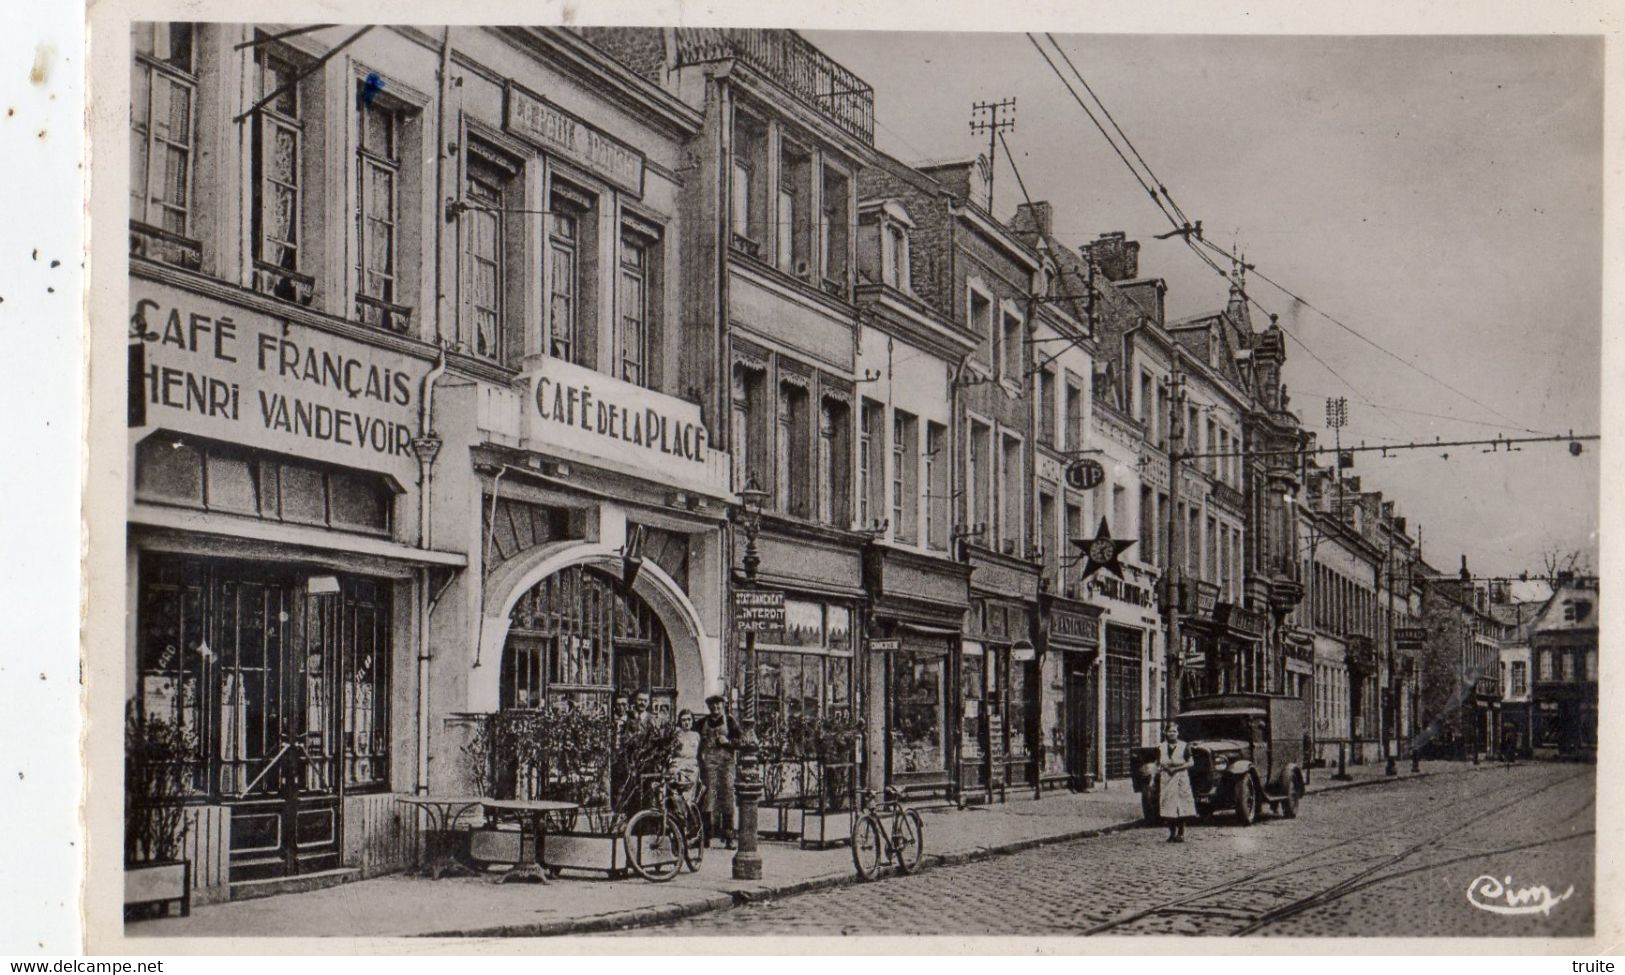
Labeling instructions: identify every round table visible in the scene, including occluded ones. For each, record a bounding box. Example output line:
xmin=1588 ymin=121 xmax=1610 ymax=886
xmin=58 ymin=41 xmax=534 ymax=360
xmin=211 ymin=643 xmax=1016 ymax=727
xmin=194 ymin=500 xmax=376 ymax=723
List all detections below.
xmin=478 ymin=798 xmax=580 ymax=884
xmin=396 ymin=795 xmax=486 ymax=879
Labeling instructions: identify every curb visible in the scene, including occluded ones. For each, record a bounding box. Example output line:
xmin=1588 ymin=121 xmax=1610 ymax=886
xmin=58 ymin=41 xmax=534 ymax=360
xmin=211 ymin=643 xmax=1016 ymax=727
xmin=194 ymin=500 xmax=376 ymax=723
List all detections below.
xmin=423 ymin=818 xmax=1142 ymax=938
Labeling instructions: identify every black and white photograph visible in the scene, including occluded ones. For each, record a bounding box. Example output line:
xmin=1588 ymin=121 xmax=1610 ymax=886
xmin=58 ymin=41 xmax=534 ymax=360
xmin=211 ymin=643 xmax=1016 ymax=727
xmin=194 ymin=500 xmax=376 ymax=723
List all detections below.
xmin=66 ymin=1 xmax=1615 ymax=953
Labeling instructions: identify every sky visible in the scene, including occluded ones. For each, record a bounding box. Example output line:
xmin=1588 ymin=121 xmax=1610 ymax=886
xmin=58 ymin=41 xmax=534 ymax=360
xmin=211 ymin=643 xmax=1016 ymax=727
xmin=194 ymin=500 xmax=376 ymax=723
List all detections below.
xmin=806 ymin=31 xmax=1603 ymax=579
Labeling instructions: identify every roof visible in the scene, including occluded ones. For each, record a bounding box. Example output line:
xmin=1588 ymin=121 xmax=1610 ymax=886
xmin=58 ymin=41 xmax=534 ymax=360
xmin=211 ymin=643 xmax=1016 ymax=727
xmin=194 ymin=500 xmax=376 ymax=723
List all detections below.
xmin=1531 ymin=584 xmax=1600 ymax=634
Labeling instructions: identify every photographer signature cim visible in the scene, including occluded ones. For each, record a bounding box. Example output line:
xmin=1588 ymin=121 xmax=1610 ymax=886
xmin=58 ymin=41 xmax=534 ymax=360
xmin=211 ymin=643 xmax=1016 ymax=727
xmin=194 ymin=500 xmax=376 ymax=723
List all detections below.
xmin=1466 ymin=875 xmax=1576 ymax=916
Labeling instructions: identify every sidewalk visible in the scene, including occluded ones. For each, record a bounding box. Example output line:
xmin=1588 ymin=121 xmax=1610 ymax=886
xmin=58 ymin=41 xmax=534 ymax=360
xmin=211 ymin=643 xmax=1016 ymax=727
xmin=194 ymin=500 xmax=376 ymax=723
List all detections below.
xmin=126 ymin=759 xmax=1488 ymax=940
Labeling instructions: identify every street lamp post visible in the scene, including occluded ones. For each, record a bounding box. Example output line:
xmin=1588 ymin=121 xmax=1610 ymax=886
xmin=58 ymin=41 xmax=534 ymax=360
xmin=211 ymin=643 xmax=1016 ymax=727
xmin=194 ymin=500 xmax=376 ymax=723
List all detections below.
xmin=731 ymin=474 xmax=770 ymax=881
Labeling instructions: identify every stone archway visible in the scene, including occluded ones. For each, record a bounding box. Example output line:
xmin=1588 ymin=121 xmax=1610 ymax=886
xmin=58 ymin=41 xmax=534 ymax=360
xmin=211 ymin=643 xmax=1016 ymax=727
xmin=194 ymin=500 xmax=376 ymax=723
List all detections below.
xmin=470 ymin=540 xmax=717 ymax=714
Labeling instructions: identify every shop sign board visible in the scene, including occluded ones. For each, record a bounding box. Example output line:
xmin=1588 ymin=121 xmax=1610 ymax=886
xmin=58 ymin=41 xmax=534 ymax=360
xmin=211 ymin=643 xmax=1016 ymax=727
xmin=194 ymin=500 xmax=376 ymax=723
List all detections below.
xmin=1065 ymin=458 xmax=1106 ymax=491
xmin=1396 ymin=627 xmax=1428 ymax=648
xmin=129 ymin=278 xmax=425 ymax=481
xmin=505 ymin=82 xmax=645 ymax=197
xmin=868 ymin=638 xmax=901 ymax=652
xmin=520 ymin=355 xmax=729 ymax=498
xmin=1087 ymin=574 xmax=1155 ymax=609
xmin=734 ymin=590 xmax=786 ymax=632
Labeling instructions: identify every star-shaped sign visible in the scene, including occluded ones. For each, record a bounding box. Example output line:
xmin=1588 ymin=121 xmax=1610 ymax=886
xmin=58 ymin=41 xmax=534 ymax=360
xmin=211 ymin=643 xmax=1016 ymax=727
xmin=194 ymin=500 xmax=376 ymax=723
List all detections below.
xmin=1073 ymin=517 xmax=1136 ymax=581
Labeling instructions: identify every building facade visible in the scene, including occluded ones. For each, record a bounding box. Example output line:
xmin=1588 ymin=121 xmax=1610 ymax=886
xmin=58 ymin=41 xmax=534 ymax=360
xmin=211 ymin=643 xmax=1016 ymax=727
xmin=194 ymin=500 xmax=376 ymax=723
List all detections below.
xmin=1529 ymin=579 xmax=1599 ymax=758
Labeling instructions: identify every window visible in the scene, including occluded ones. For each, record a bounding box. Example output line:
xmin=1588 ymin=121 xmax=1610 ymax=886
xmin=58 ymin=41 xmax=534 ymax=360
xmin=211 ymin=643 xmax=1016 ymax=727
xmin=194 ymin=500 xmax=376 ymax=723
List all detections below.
xmin=1206 ymin=515 xmax=1218 ymax=583
xmin=970 ymin=289 xmax=994 ymax=364
xmin=1205 ymin=418 xmax=1217 ymax=476
xmin=1559 ymin=652 xmax=1573 ymax=682
xmin=1065 ymin=502 xmax=1083 ymax=593
xmin=1585 ymin=650 xmax=1597 ymax=682
xmin=1000 ymin=433 xmax=1023 ymax=553
xmin=1040 ymin=491 xmax=1057 ymax=581
xmin=778 ymin=139 xmax=812 ymax=276
xmin=884 ymin=223 xmax=908 ymax=291
xmin=548 ymin=185 xmax=598 ymax=366
xmin=462 ymin=151 xmax=517 ymax=361
xmin=753 ymin=600 xmax=857 ymax=747
xmin=1139 ymin=485 xmax=1154 ymax=564
xmin=1001 ymin=310 xmax=1024 ymax=384
xmin=924 ymin=422 xmax=948 ymax=550
xmin=1064 ymin=380 xmax=1084 ymax=451
xmin=1156 ymin=491 xmax=1169 ymax=568
xmin=355 ymin=89 xmax=409 ymax=331
xmin=821 ymin=166 xmax=850 ymax=294
xmin=858 ymin=400 xmax=883 ymax=528
xmin=1188 ymin=405 xmax=1201 ymax=456
xmin=969 ymin=420 xmax=992 ymax=537
xmin=131 ymin=24 xmax=197 ymax=242
xmin=1139 ymin=371 xmax=1153 ymax=432
xmin=893 ymin=411 xmax=919 ymax=543
xmin=731 ymin=363 xmax=767 ymax=492
xmin=1037 ymin=368 xmax=1057 ymax=446
xmin=1113 ymin=484 xmax=1128 ymax=542
xmin=250 ymin=43 xmax=314 ymax=303
xmin=819 ymin=396 xmax=851 ymax=527
xmin=618 ymin=229 xmax=656 ymax=385
xmin=731 ymin=111 xmax=767 ymax=253
xmin=135 ymin=436 xmax=394 ymax=534
xmin=776 ymin=380 xmax=810 ymax=518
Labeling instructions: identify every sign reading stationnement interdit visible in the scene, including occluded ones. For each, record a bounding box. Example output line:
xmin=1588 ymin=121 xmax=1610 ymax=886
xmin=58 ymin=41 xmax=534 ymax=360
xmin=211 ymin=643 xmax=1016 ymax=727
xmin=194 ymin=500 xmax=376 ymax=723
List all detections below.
xmin=129 ymin=279 xmax=424 ymax=480
xmin=734 ymin=590 xmax=787 ymax=632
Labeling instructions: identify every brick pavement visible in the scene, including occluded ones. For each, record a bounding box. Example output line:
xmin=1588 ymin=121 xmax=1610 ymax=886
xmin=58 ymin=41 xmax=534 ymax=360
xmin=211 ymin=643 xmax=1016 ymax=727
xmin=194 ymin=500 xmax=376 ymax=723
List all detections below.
xmin=123 ymin=759 xmax=1494 ymax=941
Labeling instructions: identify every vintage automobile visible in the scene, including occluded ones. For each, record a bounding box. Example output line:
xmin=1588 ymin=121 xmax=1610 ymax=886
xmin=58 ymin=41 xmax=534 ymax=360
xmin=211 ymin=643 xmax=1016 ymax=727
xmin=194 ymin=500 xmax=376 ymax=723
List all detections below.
xmin=1130 ymin=693 xmax=1309 ymax=826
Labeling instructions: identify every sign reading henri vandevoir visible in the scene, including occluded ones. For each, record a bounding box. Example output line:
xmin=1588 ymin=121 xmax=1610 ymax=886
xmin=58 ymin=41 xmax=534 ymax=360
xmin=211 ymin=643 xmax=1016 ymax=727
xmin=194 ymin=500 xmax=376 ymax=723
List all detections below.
xmin=130 ymin=279 xmax=423 ymax=476
xmin=505 ymin=81 xmax=645 ymax=196
xmin=522 ymin=355 xmax=724 ymax=495
xmin=735 ymin=590 xmax=787 ymax=632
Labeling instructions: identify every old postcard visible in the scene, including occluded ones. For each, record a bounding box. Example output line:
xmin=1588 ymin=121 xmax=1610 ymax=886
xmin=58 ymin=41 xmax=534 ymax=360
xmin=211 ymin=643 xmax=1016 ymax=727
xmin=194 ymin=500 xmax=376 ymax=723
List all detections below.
xmin=81 ymin=0 xmax=1617 ymax=953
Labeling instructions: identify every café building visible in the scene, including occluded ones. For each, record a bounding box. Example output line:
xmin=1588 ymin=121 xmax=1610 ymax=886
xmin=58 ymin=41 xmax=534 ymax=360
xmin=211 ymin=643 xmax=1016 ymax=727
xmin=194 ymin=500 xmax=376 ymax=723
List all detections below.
xmin=125 ymin=22 xmax=732 ymax=902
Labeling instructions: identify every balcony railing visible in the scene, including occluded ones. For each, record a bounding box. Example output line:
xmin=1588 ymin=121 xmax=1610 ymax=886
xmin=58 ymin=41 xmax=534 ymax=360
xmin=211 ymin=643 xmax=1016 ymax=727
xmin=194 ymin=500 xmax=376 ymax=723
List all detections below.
xmin=674 ymin=28 xmax=875 ymax=145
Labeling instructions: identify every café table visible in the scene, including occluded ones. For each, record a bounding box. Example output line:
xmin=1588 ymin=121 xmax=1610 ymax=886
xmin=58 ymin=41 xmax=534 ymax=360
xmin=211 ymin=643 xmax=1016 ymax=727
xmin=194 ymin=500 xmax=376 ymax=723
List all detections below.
xmin=396 ymin=795 xmax=486 ymax=879
xmin=479 ymin=798 xmax=580 ymax=884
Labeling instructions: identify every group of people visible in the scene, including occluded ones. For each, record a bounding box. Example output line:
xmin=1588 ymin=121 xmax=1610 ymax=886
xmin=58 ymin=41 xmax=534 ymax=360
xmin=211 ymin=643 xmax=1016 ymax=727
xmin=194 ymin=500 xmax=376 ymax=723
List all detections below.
xmin=613 ymin=692 xmax=743 ymax=850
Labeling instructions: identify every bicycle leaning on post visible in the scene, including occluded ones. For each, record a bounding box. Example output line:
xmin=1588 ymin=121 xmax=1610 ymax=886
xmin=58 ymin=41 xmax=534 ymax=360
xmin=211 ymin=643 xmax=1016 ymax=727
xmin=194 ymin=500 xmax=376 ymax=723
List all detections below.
xmin=849 ymin=786 xmax=924 ymax=880
xmin=622 ymin=773 xmax=706 ymax=882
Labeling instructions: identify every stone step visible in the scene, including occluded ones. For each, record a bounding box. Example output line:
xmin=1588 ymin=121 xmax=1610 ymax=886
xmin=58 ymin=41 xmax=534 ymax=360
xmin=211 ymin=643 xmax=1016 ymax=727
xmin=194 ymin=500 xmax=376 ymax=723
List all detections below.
xmin=229 ymin=866 xmax=361 ymax=902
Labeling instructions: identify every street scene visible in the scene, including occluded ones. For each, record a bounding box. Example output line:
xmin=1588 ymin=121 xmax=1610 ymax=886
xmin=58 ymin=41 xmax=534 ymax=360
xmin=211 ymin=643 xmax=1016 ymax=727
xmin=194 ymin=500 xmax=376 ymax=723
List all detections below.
xmin=112 ymin=22 xmax=1599 ymax=943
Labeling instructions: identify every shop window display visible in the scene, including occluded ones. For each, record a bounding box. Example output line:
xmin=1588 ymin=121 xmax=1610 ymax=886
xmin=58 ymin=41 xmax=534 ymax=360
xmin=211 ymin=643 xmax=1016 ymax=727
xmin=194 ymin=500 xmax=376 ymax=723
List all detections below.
xmin=891 ymin=653 xmax=947 ymax=775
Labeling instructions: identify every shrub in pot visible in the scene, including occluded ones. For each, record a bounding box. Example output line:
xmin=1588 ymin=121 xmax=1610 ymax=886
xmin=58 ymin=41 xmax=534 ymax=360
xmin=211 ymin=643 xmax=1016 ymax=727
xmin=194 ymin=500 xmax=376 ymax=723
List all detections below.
xmin=125 ymin=706 xmax=194 ymax=918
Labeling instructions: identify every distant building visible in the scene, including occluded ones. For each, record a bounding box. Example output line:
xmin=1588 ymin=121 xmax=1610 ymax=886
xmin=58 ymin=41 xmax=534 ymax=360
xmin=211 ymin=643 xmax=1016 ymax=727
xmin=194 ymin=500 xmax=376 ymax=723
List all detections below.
xmin=1529 ymin=578 xmax=1599 ymax=758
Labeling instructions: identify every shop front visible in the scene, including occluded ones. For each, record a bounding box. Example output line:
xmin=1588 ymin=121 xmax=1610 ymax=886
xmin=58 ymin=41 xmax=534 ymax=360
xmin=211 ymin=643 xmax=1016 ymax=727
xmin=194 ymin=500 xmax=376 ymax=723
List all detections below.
xmin=862 ymin=545 xmax=971 ymax=798
xmin=1035 ymin=593 xmax=1102 ymax=791
xmin=127 ymin=269 xmax=464 ymax=899
xmin=1084 ymin=566 xmax=1161 ymax=781
xmin=727 ymin=519 xmax=867 ymax=834
xmin=962 ymin=550 xmax=1041 ymax=803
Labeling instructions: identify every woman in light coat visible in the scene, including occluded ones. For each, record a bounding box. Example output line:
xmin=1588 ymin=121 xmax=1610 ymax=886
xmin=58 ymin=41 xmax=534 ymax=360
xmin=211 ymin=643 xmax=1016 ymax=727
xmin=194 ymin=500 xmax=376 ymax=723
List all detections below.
xmin=1157 ymin=722 xmax=1197 ymax=842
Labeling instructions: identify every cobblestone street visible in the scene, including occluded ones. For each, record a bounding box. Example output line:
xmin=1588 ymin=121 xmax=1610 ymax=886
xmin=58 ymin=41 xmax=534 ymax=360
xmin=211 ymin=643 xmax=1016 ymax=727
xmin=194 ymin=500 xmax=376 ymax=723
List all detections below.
xmin=634 ymin=763 xmax=1594 ymax=938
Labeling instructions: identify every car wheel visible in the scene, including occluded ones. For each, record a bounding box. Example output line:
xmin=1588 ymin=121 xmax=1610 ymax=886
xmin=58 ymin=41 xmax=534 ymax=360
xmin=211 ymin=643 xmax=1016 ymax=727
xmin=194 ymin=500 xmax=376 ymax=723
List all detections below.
xmin=1141 ymin=787 xmax=1161 ymax=826
xmin=1280 ymin=771 xmax=1303 ymax=819
xmin=1233 ymin=774 xmax=1260 ymax=826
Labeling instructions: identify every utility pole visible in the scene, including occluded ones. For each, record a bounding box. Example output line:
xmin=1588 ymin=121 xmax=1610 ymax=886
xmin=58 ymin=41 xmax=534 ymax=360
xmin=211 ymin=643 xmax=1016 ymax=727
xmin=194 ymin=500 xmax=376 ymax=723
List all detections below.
xmin=1162 ymin=366 xmax=1187 ymax=723
xmin=969 ymin=98 xmax=1017 ymax=213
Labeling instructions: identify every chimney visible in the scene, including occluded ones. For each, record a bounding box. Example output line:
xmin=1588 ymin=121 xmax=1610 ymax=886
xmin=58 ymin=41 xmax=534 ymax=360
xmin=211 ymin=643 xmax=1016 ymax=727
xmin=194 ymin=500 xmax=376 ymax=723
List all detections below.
xmin=1459 ymin=554 xmax=1470 ymax=582
xmin=1084 ymin=231 xmax=1140 ymax=282
xmin=1013 ymin=201 xmax=1054 ymax=238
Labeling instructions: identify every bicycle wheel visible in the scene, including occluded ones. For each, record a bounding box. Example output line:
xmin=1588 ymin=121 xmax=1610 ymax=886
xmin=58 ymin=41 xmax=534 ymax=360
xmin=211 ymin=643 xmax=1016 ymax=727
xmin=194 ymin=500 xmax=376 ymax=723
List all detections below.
xmin=623 ymin=809 xmax=687 ymax=883
xmin=850 ymin=813 xmax=885 ymax=881
xmin=675 ymin=796 xmax=705 ymax=872
xmin=891 ymin=808 xmax=924 ymax=873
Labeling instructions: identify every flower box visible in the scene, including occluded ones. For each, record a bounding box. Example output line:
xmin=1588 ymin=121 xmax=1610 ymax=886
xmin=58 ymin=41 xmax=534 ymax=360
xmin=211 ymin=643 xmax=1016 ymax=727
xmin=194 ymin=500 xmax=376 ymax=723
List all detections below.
xmin=124 ymin=859 xmax=190 ymax=919
xmin=799 ymin=809 xmax=854 ymax=850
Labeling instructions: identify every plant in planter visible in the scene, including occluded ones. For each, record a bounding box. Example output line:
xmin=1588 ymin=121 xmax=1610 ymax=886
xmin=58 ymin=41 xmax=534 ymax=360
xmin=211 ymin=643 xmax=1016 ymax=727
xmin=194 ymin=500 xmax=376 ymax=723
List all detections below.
xmin=799 ymin=713 xmax=866 ymax=850
xmin=125 ymin=705 xmax=195 ymax=919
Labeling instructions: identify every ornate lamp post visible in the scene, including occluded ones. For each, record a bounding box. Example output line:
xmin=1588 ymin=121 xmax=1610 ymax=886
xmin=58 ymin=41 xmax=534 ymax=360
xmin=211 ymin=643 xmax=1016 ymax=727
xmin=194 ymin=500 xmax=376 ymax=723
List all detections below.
xmin=731 ymin=473 xmax=770 ymax=881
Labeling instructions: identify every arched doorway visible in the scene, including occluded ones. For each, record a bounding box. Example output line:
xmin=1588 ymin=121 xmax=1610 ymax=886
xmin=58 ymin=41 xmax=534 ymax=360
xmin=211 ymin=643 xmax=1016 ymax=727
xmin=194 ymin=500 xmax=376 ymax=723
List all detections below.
xmin=500 ymin=564 xmax=679 ymax=722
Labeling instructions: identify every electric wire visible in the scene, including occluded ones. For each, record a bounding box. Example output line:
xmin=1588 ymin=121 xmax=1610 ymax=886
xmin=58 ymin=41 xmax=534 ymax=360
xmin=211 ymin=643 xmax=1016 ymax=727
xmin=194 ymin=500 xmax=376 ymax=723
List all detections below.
xmin=1028 ymin=32 xmax=1561 ymax=441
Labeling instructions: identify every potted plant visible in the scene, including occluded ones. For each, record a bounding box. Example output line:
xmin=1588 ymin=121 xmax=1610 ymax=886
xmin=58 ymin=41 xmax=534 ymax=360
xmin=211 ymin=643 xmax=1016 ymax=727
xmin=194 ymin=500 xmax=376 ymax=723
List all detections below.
xmin=124 ymin=706 xmax=194 ymax=919
xmin=800 ymin=714 xmax=865 ymax=850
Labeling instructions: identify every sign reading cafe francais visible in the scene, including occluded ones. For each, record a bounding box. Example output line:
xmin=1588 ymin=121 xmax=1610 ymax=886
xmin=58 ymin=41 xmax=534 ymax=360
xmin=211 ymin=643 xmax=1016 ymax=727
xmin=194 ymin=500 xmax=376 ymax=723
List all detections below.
xmin=129 ymin=280 xmax=424 ymax=481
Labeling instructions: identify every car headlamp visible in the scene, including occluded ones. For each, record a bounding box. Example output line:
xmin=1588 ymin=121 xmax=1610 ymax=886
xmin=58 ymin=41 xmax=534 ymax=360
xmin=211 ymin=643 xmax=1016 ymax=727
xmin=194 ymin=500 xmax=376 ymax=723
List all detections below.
xmin=1210 ymin=754 xmax=1229 ymax=771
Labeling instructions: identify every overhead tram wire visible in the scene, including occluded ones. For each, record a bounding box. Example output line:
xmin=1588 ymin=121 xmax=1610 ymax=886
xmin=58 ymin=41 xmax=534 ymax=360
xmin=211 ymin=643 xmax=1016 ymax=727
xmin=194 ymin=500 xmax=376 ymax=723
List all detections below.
xmin=1029 ymin=32 xmax=1557 ymax=440
xmin=1186 ymin=234 xmax=1556 ymax=437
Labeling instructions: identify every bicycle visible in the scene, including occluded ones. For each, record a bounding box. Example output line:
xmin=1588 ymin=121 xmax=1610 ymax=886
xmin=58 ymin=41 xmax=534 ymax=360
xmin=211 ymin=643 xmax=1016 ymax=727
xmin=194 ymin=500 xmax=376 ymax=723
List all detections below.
xmin=622 ymin=774 xmax=702 ymax=881
xmin=849 ymin=786 xmax=924 ymax=880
